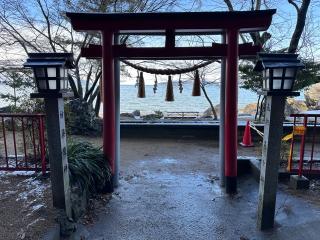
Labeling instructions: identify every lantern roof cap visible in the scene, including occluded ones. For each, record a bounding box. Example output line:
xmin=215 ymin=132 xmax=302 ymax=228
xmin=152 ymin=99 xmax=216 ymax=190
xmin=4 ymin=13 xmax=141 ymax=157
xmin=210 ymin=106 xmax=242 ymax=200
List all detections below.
xmin=254 ymin=53 xmax=304 ymax=71
xmin=24 ymin=52 xmax=75 ymax=69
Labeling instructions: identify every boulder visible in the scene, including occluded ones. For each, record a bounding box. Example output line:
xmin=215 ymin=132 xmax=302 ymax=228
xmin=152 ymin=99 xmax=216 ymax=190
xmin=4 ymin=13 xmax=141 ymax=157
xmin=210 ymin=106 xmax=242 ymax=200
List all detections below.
xmin=120 ymin=112 xmax=134 ymax=118
xmin=143 ymin=111 xmax=163 ymax=120
xmin=214 ymin=104 xmax=220 ymax=116
xmin=201 ymin=107 xmax=214 ymax=118
xmin=285 ymin=98 xmax=308 ymax=116
xmin=241 ymin=103 xmax=257 ymax=116
xmin=132 ymin=110 xmax=141 ymax=117
xmin=304 ymin=83 xmax=320 ymax=109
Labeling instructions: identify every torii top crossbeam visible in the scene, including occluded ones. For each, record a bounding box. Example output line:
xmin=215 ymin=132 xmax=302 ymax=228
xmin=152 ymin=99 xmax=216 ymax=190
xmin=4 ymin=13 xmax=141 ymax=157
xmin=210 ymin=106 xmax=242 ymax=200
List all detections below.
xmin=67 ymin=10 xmax=276 ymax=60
xmin=67 ymin=10 xmax=275 ymax=33
xmin=67 ymin=10 xmax=276 ymax=193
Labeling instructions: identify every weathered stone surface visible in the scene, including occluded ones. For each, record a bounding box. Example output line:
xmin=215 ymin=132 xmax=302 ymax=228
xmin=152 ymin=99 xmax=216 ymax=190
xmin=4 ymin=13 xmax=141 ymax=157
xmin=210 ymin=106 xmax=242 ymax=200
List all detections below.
xmin=304 ymin=83 xmax=320 ymax=109
xmin=57 ymin=210 xmax=76 ymax=237
xmin=120 ymin=112 xmax=134 ymax=118
xmin=241 ymin=103 xmax=257 ymax=115
xmin=214 ymin=104 xmax=220 ymax=116
xmin=143 ymin=111 xmax=164 ymax=120
xmin=285 ymin=98 xmax=308 ymax=116
xmin=70 ymin=182 xmax=89 ymax=221
xmin=132 ymin=110 xmax=141 ymax=117
xmin=289 ymin=175 xmax=310 ymax=190
xmin=200 ymin=107 xmax=215 ymax=118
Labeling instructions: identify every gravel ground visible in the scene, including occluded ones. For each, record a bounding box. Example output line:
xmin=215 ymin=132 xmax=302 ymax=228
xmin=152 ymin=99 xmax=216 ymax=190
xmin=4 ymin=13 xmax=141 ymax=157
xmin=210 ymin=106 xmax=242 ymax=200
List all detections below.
xmin=0 ymin=172 xmax=57 ymax=240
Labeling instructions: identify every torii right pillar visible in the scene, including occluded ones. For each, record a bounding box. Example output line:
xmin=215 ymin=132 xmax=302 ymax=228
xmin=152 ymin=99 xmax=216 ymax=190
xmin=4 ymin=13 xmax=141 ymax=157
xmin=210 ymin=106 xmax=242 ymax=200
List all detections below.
xmin=225 ymin=28 xmax=239 ymax=194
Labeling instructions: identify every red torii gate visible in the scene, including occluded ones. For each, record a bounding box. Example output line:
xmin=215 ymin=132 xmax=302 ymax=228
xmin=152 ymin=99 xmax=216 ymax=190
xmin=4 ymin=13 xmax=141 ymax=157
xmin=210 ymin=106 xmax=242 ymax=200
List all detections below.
xmin=67 ymin=10 xmax=275 ymax=193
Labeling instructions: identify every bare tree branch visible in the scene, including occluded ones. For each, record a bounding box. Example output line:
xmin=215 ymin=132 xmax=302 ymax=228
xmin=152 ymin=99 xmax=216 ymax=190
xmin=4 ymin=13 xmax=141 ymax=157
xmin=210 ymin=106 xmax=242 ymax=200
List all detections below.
xmin=288 ymin=0 xmax=311 ymax=53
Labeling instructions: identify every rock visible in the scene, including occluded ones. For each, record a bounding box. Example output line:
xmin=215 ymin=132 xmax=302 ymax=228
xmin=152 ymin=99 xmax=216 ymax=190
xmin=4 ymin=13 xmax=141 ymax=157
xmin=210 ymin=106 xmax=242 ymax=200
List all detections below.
xmin=57 ymin=210 xmax=76 ymax=237
xmin=285 ymin=98 xmax=308 ymax=116
xmin=143 ymin=114 xmax=159 ymax=120
xmin=304 ymin=83 xmax=320 ymax=109
xmin=200 ymin=107 xmax=215 ymax=118
xmin=70 ymin=182 xmax=89 ymax=221
xmin=214 ymin=104 xmax=220 ymax=116
xmin=132 ymin=110 xmax=140 ymax=116
xmin=120 ymin=112 xmax=134 ymax=118
xmin=241 ymin=103 xmax=257 ymax=115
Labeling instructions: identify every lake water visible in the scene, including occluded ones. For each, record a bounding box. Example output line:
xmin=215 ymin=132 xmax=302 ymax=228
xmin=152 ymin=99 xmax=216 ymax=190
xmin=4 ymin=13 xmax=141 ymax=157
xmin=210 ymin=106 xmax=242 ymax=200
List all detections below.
xmin=120 ymin=82 xmax=304 ymax=114
xmin=0 ymin=82 xmax=304 ymax=114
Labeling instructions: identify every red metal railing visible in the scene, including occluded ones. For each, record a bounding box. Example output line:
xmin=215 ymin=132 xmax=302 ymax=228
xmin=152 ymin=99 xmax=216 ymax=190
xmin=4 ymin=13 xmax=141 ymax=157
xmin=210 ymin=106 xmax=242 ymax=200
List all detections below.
xmin=288 ymin=113 xmax=320 ymax=176
xmin=0 ymin=113 xmax=47 ymax=174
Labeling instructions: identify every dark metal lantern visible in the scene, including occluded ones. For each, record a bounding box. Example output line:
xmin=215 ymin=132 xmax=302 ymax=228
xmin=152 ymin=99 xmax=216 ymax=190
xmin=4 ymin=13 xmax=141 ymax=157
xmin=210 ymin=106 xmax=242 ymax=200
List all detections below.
xmin=254 ymin=53 xmax=304 ymax=92
xmin=24 ymin=53 xmax=75 ymax=93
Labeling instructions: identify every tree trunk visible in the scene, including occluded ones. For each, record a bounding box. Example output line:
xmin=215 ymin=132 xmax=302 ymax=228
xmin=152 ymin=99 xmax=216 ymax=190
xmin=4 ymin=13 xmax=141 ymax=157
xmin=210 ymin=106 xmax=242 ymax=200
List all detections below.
xmin=258 ymin=96 xmax=266 ymax=121
xmin=288 ymin=0 xmax=311 ymax=53
xmin=255 ymin=95 xmax=261 ymax=120
xmin=201 ymin=85 xmax=218 ymax=120
xmin=94 ymin=91 xmax=101 ymax=117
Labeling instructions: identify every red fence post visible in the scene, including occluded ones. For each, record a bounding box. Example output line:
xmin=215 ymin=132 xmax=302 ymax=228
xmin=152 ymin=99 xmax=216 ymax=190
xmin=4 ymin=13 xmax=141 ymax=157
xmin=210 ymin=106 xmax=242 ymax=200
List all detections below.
xmin=298 ymin=116 xmax=308 ymax=176
xmin=21 ymin=117 xmax=28 ymax=168
xmin=288 ymin=116 xmax=296 ymax=172
xmin=39 ymin=115 xmax=46 ymax=175
xmin=11 ymin=117 xmax=18 ymax=167
xmin=0 ymin=113 xmax=47 ymax=172
xmin=1 ymin=117 xmax=9 ymax=169
xmin=309 ymin=116 xmax=317 ymax=172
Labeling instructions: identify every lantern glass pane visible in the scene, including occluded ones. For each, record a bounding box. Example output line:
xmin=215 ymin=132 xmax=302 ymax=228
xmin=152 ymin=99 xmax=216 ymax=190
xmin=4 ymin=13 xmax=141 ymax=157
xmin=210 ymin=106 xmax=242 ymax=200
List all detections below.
xmin=273 ymin=79 xmax=282 ymax=89
xmin=48 ymin=80 xmax=56 ymax=89
xmin=286 ymin=68 xmax=295 ymax=78
xmin=38 ymin=80 xmax=47 ymax=89
xmin=35 ymin=68 xmax=45 ymax=78
xmin=263 ymin=69 xmax=269 ymax=78
xmin=283 ymin=79 xmax=293 ymax=89
xmin=47 ymin=67 xmax=56 ymax=77
xmin=60 ymin=79 xmax=65 ymax=89
xmin=59 ymin=67 xmax=66 ymax=78
xmin=273 ymin=68 xmax=283 ymax=77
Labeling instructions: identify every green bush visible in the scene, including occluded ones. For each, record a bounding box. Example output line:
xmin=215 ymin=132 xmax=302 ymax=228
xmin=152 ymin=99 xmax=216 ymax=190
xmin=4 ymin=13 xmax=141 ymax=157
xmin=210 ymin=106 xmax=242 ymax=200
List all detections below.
xmin=65 ymin=99 xmax=102 ymax=136
xmin=68 ymin=141 xmax=111 ymax=194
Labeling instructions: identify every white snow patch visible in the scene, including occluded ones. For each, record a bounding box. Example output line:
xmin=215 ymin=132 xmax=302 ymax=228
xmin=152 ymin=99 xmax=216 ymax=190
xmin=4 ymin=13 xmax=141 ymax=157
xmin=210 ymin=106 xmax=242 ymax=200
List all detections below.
xmin=16 ymin=177 xmax=48 ymax=203
xmin=31 ymin=204 xmax=44 ymax=212
xmin=0 ymin=171 xmax=37 ymax=178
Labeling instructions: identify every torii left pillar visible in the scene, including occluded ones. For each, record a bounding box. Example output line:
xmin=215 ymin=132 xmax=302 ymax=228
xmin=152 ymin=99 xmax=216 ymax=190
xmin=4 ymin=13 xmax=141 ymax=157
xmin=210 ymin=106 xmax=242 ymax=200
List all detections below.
xmin=102 ymin=31 xmax=117 ymax=189
xmin=225 ymin=28 xmax=239 ymax=194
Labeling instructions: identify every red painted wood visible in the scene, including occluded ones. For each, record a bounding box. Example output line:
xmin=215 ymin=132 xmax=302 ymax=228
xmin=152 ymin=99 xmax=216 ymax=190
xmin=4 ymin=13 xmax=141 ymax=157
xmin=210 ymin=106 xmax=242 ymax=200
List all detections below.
xmin=102 ymin=32 xmax=116 ymax=174
xmin=81 ymin=43 xmax=261 ymax=59
xmin=66 ymin=10 xmax=275 ymax=182
xmin=225 ymin=29 xmax=239 ymax=177
xmin=66 ymin=10 xmax=275 ymax=33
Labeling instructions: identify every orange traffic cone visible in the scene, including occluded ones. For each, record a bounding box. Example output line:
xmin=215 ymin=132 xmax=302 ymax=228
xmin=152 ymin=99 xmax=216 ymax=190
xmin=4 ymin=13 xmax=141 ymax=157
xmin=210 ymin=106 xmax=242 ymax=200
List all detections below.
xmin=240 ymin=120 xmax=254 ymax=147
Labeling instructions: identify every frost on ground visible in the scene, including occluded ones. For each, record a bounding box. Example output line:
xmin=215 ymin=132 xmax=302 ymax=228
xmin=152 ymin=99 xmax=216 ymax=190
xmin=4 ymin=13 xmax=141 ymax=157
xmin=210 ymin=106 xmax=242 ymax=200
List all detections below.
xmin=0 ymin=171 xmax=57 ymax=240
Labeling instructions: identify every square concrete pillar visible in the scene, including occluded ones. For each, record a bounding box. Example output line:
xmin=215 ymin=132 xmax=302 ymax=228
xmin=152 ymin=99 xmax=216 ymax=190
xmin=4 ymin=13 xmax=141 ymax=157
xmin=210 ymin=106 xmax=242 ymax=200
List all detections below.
xmin=289 ymin=175 xmax=310 ymax=189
